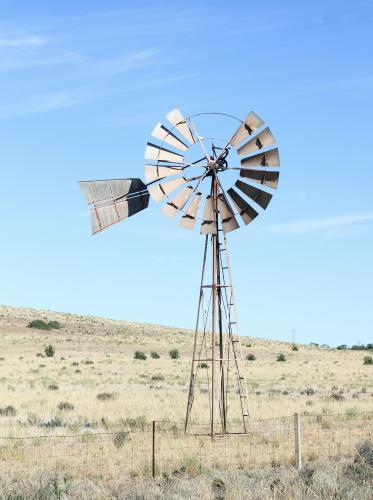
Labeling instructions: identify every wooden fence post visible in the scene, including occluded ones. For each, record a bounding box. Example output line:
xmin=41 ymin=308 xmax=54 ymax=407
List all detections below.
xmin=152 ymin=420 xmax=156 ymax=478
xmin=294 ymin=413 xmax=302 ymax=470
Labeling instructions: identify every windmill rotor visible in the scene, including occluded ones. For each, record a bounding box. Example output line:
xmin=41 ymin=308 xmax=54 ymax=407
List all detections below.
xmin=79 ymin=107 xmax=280 ymax=437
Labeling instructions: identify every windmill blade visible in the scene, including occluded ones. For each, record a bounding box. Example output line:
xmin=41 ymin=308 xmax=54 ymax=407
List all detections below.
xmin=145 ymin=142 xmax=184 ymax=164
xmin=166 ymin=108 xmax=195 ymax=145
xmin=235 ymin=180 xmax=272 ymax=210
xmin=148 ymin=176 xmax=187 ymax=203
xmin=217 ymin=194 xmax=239 ymax=233
xmin=179 ymin=192 xmax=202 ymax=230
xmin=229 ymin=111 xmax=264 ymax=147
xmin=241 ymin=148 xmax=280 ymax=168
xmin=151 ymin=123 xmax=189 ymax=151
xmin=200 ymin=195 xmax=217 ymax=235
xmin=162 ymin=185 xmax=194 ymax=218
xmin=227 ymin=188 xmax=258 ymax=225
xmin=144 ymin=164 xmax=183 ymax=182
xmin=79 ymin=178 xmax=149 ymax=234
xmin=240 ymin=169 xmax=279 ymax=190
xmin=237 ymin=128 xmax=276 ymax=156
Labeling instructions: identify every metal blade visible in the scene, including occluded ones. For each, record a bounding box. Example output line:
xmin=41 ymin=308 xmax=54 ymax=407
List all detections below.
xmin=148 ymin=177 xmax=187 ymax=203
xmin=240 ymin=169 xmax=279 ymax=190
xmin=179 ymin=192 xmax=202 ymax=230
xmin=162 ymin=185 xmax=194 ymax=218
xmin=166 ymin=108 xmax=195 ymax=144
xmin=200 ymin=195 xmax=217 ymax=235
xmin=79 ymin=178 xmax=149 ymax=234
xmin=241 ymin=148 xmax=280 ymax=168
xmin=237 ymin=128 xmax=276 ymax=156
xmin=145 ymin=142 xmax=184 ymax=163
xmin=235 ymin=180 xmax=272 ymax=210
xmin=79 ymin=178 xmax=147 ymax=205
xmin=229 ymin=111 xmax=264 ymax=147
xmin=144 ymin=164 xmax=183 ymax=182
xmin=227 ymin=188 xmax=258 ymax=225
xmin=151 ymin=122 xmax=189 ymax=151
xmin=217 ymin=193 xmax=239 ymax=233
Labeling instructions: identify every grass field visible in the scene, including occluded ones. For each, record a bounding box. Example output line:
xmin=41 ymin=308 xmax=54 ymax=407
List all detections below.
xmin=0 ymin=304 xmax=372 ymax=498
xmin=0 ymin=303 xmax=371 ymax=435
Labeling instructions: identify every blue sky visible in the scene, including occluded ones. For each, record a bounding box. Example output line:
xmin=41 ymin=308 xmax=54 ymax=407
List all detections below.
xmin=1 ymin=0 xmax=372 ymax=346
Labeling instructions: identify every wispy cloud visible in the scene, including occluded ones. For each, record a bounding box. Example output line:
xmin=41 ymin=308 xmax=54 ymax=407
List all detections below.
xmin=0 ymin=35 xmax=47 ymax=48
xmin=0 ymin=90 xmax=90 ymax=119
xmin=96 ymin=49 xmax=156 ymax=76
xmin=268 ymin=213 xmax=373 ymax=235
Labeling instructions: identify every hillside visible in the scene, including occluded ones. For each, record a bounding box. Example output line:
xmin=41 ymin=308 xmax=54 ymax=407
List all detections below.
xmin=0 ymin=304 xmax=371 ymax=434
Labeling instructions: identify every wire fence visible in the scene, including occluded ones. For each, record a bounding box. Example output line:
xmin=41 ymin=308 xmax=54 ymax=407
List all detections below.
xmin=0 ymin=412 xmax=371 ymax=479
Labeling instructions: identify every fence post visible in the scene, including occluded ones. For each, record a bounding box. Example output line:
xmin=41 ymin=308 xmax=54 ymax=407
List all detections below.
xmin=152 ymin=420 xmax=156 ymax=478
xmin=294 ymin=413 xmax=302 ymax=470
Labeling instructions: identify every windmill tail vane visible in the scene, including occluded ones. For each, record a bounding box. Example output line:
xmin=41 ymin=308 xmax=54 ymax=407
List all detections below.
xmin=79 ymin=108 xmax=280 ymax=436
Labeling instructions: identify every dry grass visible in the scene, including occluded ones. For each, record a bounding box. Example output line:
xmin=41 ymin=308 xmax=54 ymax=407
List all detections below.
xmin=0 ymin=303 xmax=371 ymax=436
xmin=0 ymin=304 xmax=372 ymax=496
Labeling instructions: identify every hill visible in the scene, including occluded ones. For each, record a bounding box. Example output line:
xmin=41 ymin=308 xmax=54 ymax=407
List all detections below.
xmin=0 ymin=304 xmax=371 ymax=434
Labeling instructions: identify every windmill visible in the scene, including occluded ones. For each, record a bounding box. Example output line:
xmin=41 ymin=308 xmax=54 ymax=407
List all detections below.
xmin=79 ymin=108 xmax=280 ymax=437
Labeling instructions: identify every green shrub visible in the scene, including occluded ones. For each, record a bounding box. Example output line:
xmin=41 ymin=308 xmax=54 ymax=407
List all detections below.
xmin=151 ymin=374 xmax=164 ymax=381
xmin=28 ymin=319 xmax=50 ymax=330
xmin=151 ymin=352 xmax=160 ymax=359
xmin=113 ymin=430 xmax=127 ymax=449
xmin=48 ymin=384 xmax=59 ymax=391
xmin=276 ymin=353 xmax=286 ymax=362
xmin=363 ymin=356 xmax=373 ymax=365
xmin=28 ymin=319 xmax=63 ymax=331
xmin=134 ymin=351 xmax=147 ymax=360
xmin=199 ymin=362 xmax=208 ymax=368
xmin=0 ymin=406 xmax=17 ymax=416
xmin=292 ymin=344 xmax=298 ymax=351
xmin=57 ymin=401 xmax=74 ymax=411
xmin=45 ymin=345 xmax=55 ymax=357
xmin=97 ymin=392 xmax=116 ymax=401
xmin=48 ymin=321 xmax=62 ymax=329
xmin=169 ymin=349 xmax=179 ymax=360
xmin=246 ymin=353 xmax=256 ymax=361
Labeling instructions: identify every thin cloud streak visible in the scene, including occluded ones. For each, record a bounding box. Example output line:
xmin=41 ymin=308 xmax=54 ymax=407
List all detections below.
xmin=0 ymin=90 xmax=90 ymax=119
xmin=268 ymin=213 xmax=373 ymax=235
xmin=0 ymin=35 xmax=47 ymax=48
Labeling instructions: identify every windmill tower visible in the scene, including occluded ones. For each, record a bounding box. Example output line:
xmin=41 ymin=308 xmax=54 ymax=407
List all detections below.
xmin=79 ymin=108 xmax=280 ymax=437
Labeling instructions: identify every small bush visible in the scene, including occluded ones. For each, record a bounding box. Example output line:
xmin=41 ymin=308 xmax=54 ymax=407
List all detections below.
xmin=57 ymin=401 xmax=74 ymax=411
xmin=0 ymin=406 xmax=17 ymax=417
xmin=151 ymin=352 xmax=160 ymax=359
xmin=48 ymin=321 xmax=62 ymax=330
xmin=169 ymin=349 xmax=179 ymax=360
xmin=363 ymin=356 xmax=373 ymax=365
xmin=291 ymin=344 xmax=298 ymax=351
xmin=48 ymin=384 xmax=59 ymax=391
xmin=45 ymin=345 xmax=55 ymax=357
xmin=304 ymin=387 xmax=315 ymax=396
xmin=97 ymin=392 xmax=116 ymax=401
xmin=28 ymin=319 xmax=62 ymax=331
xmin=330 ymin=392 xmax=344 ymax=401
xmin=337 ymin=344 xmax=347 ymax=350
xmin=39 ymin=417 xmax=63 ymax=428
xmin=28 ymin=319 xmax=50 ymax=330
xmin=151 ymin=374 xmax=164 ymax=381
xmin=199 ymin=362 xmax=208 ymax=369
xmin=134 ymin=351 xmax=147 ymax=360
xmin=246 ymin=353 xmax=256 ymax=361
xmin=113 ymin=430 xmax=128 ymax=449
xmin=276 ymin=353 xmax=286 ymax=362
xmin=121 ymin=415 xmax=147 ymax=430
